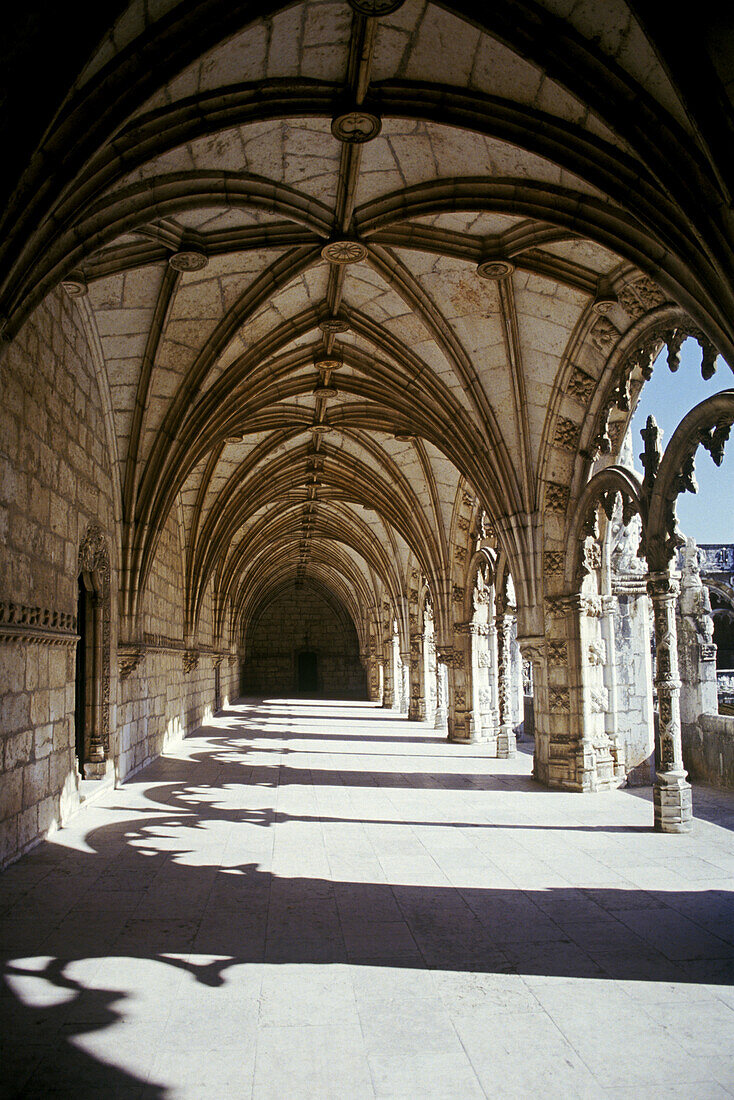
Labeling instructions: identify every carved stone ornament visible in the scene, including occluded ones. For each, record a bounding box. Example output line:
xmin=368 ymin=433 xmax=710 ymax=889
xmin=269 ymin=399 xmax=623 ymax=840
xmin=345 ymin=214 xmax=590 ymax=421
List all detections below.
xmin=169 ymin=250 xmax=208 ymax=272
xmin=454 ymin=545 xmax=467 ymax=564
xmin=319 ymin=318 xmax=350 ymax=335
xmin=517 ymin=636 xmax=545 ymax=664
xmin=331 ymin=111 xmax=382 ymax=143
xmin=313 ymin=385 xmax=339 ymax=400
xmin=308 ymin=423 xmax=331 ymax=435
xmin=437 ymin=647 xmax=464 ymax=670
xmin=545 ymin=482 xmax=570 ymax=512
xmin=348 ymin=0 xmax=404 ymax=14
xmin=553 ymin=416 xmax=581 ymax=451
xmin=61 ymin=270 xmax=88 ymax=298
xmin=549 ymin=687 xmax=571 ymax=713
xmin=567 ymin=367 xmax=596 ymax=404
xmin=590 ymin=686 xmax=609 ymax=713
xmin=314 ymin=355 xmax=343 ymax=372
xmin=321 ymin=240 xmax=368 ymax=264
xmin=183 ymin=649 xmax=200 ymax=674
xmin=452 ymin=585 xmax=464 ymax=604
xmin=476 ymin=258 xmax=514 ymax=279
xmin=592 ymin=292 xmax=617 ymax=316
xmin=0 ymin=601 xmax=77 ymax=646
xmin=544 ymin=550 xmax=564 ymax=578
xmin=547 ymin=641 xmax=568 ymax=666
xmin=78 ymin=524 xmax=112 ymax=754
xmin=589 ymin=316 xmax=619 ymax=354
xmin=617 ymin=275 xmax=666 ymax=320
xmin=119 ymin=645 xmax=145 ymax=679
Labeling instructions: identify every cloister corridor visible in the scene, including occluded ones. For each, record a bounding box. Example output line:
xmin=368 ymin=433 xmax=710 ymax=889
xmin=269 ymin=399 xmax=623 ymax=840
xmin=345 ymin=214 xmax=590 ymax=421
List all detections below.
xmin=2 ymin=699 xmax=734 ymax=1100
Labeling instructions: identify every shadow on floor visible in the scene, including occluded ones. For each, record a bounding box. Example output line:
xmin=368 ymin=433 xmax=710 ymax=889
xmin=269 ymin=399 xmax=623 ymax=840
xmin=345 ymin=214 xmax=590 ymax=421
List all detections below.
xmin=2 ymin=707 xmax=733 ymax=1097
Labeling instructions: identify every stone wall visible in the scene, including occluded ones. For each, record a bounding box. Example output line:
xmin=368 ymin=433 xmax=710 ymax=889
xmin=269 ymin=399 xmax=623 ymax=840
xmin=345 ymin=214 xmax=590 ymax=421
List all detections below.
xmin=683 ymin=714 xmax=734 ymax=789
xmin=0 ymin=290 xmax=117 ymax=866
xmin=0 ymin=293 xmax=236 ymax=868
xmin=117 ymin=652 xmax=237 ymax=780
xmin=117 ymin=510 xmax=235 ymax=778
xmin=614 ymin=589 xmax=654 ymax=779
xmin=244 ymin=582 xmax=367 ymax=698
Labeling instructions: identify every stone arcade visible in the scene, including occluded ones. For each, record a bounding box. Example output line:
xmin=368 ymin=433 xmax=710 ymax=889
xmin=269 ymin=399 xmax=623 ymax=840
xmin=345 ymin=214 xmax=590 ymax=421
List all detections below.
xmin=2 ymin=0 xmax=734 ymax=864
xmin=2 ymin=3 xmax=734 ymax=1095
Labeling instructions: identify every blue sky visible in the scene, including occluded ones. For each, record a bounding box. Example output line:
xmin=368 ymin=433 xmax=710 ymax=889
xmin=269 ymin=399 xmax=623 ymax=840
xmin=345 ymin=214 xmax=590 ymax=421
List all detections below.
xmin=628 ymin=337 xmax=733 ymax=544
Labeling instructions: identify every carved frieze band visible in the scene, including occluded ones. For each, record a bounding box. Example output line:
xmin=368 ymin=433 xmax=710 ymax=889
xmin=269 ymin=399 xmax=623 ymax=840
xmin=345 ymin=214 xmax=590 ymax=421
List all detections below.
xmin=0 ymin=601 xmax=78 ymax=645
xmin=545 ymin=594 xmax=603 ymax=618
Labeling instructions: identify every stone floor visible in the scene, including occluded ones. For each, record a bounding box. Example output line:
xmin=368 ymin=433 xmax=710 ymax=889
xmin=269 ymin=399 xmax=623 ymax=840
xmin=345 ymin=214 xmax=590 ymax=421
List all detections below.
xmin=2 ymin=699 xmax=734 ymax=1099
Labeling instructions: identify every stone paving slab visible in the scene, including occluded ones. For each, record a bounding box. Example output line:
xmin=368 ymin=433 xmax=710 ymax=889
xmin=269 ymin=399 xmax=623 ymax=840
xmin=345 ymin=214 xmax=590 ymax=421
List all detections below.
xmin=1 ymin=698 xmax=734 ymax=1099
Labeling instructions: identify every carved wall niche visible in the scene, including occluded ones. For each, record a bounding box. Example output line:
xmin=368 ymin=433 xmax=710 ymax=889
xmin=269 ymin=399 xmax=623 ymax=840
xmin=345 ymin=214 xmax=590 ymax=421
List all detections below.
xmin=78 ymin=523 xmax=112 ymax=760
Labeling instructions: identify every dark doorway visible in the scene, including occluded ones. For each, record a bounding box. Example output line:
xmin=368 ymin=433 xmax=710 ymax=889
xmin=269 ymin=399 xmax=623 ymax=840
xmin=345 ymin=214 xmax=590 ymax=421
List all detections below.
xmin=297 ymin=650 xmax=318 ymax=693
xmin=74 ymin=575 xmax=88 ymax=776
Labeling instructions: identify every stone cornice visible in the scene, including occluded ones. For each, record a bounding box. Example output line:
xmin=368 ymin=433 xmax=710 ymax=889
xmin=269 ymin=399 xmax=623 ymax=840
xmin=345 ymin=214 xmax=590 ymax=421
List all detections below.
xmin=0 ymin=602 xmax=78 ymax=646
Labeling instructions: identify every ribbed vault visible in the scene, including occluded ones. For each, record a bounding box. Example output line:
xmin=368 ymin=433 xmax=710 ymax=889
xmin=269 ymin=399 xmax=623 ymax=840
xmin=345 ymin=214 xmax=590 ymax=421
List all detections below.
xmin=1 ymin=0 xmax=732 ymax=655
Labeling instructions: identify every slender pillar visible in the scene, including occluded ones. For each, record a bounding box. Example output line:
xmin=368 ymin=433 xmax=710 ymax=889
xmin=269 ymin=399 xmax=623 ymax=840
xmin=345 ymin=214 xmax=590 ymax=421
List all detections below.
xmin=399 ymin=650 xmax=410 ymax=713
xmin=382 ymin=641 xmax=394 ymax=708
xmin=441 ymin=638 xmax=476 ymax=743
xmin=485 ymin=620 xmax=500 ymax=746
xmin=496 ymin=612 xmax=516 ymax=758
xmin=434 ymin=658 xmax=447 ymax=730
xmin=367 ymin=655 xmax=383 ymax=703
xmin=409 ymin=632 xmax=427 ymax=720
xmin=647 ymin=571 xmax=692 ymax=832
xmin=601 ymin=594 xmax=625 ymax=780
xmin=86 ymin=593 xmax=106 ymax=775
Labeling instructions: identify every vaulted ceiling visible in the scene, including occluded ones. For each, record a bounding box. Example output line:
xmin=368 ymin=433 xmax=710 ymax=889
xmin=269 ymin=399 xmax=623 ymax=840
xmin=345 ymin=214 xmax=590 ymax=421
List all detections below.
xmin=1 ymin=0 xmax=732 ymax=645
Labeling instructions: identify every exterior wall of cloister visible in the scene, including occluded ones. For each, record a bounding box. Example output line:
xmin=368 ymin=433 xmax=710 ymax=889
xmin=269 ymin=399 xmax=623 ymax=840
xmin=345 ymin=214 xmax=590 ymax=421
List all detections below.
xmin=1 ymin=0 xmax=734 ymax=868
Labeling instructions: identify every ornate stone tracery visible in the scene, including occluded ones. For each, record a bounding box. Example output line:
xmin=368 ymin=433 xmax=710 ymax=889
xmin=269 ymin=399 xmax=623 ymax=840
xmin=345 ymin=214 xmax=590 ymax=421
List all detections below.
xmin=78 ymin=523 xmax=112 ymax=760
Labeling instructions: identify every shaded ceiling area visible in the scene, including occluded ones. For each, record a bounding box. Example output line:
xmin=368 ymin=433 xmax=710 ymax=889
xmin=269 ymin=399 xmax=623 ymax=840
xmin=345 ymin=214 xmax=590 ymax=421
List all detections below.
xmin=1 ymin=0 xmax=732 ymax=648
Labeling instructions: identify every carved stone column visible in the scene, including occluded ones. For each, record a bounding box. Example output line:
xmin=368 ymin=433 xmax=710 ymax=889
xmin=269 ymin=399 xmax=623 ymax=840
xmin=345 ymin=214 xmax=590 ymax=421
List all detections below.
xmin=409 ymin=632 xmax=427 ymax=720
xmin=366 ymin=655 xmax=383 ymax=703
xmin=440 ymin=639 xmax=476 ymax=743
xmin=85 ymin=593 xmax=106 ymax=775
xmin=484 ymin=620 xmax=500 ymax=747
xmin=382 ymin=643 xmax=394 ymax=708
xmin=399 ymin=650 xmax=410 ymax=713
xmin=434 ymin=655 xmax=447 ymax=730
xmin=496 ymin=612 xmax=516 ymax=758
xmin=601 ymin=594 xmax=625 ymax=780
xmin=518 ymin=635 xmax=546 ymax=779
xmin=647 ymin=571 xmax=692 ymax=832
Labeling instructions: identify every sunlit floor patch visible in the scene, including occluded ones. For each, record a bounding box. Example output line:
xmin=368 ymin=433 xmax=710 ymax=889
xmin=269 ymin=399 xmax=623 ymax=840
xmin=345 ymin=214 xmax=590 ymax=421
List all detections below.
xmin=1 ymin=699 xmax=733 ymax=1098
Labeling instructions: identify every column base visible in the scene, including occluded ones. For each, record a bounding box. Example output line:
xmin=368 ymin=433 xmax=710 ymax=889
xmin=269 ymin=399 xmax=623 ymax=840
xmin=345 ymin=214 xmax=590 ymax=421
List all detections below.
xmin=434 ymin=708 xmax=446 ymax=730
xmin=654 ymin=771 xmax=693 ymax=833
xmin=497 ymin=725 xmax=516 ymax=759
xmin=83 ymin=758 xmax=107 ymax=780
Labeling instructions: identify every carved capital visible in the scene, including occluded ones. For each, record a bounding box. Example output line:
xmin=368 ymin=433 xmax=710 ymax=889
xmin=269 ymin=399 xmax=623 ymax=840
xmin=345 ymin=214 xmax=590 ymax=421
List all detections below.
xmin=183 ymin=649 xmax=200 ymax=675
xmin=119 ymin=645 xmax=145 ymax=679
